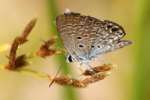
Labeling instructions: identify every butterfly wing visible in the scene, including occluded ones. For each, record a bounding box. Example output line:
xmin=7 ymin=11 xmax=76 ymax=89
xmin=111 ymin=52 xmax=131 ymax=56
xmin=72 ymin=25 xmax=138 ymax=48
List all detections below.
xmin=56 ymin=12 xmax=132 ymax=62
xmin=89 ymin=20 xmax=132 ymax=59
xmin=56 ymin=12 xmax=101 ymax=62
xmin=89 ymin=40 xmax=132 ymax=58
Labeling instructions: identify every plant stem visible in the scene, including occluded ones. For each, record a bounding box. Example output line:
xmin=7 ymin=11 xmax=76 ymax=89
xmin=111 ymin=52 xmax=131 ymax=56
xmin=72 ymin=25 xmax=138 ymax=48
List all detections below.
xmin=46 ymin=0 xmax=78 ymax=100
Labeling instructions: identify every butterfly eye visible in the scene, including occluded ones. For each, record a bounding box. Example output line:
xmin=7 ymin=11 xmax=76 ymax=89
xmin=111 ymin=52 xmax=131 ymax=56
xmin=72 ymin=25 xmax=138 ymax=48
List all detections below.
xmin=67 ymin=55 xmax=73 ymax=62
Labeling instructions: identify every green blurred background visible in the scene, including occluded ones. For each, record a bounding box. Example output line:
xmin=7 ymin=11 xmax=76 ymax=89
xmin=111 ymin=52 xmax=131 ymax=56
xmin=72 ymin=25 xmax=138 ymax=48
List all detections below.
xmin=0 ymin=0 xmax=150 ymax=100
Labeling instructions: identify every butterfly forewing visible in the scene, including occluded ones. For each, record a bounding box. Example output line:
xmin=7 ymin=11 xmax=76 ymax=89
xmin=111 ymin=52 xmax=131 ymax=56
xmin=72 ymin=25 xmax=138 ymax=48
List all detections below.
xmin=56 ymin=12 xmax=102 ymax=61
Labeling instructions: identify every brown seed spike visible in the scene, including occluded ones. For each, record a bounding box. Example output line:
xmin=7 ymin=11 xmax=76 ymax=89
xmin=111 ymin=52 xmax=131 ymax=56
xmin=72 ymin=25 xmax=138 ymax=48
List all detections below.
xmin=49 ymin=72 xmax=108 ymax=88
xmin=53 ymin=76 xmax=73 ymax=85
xmin=21 ymin=18 xmax=37 ymax=41
xmin=36 ymin=38 xmax=57 ymax=58
xmin=14 ymin=55 xmax=28 ymax=68
xmin=48 ymin=63 xmax=113 ymax=88
xmin=5 ymin=18 xmax=37 ymax=70
xmin=71 ymin=79 xmax=87 ymax=88
xmin=81 ymin=73 xmax=106 ymax=85
xmin=83 ymin=64 xmax=113 ymax=76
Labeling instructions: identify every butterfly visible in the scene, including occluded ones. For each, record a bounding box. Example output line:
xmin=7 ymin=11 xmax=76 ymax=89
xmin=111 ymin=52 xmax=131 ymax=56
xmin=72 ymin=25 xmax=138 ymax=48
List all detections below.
xmin=56 ymin=10 xmax=132 ymax=70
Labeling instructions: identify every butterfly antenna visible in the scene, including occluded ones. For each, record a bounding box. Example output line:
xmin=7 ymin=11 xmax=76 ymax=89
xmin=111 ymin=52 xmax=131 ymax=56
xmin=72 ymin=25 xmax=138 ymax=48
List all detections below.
xmin=49 ymin=66 xmax=61 ymax=87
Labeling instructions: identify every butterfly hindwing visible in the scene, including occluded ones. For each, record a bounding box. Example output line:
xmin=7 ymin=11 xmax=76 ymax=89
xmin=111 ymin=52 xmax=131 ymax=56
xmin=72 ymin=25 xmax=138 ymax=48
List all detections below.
xmin=89 ymin=20 xmax=128 ymax=58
